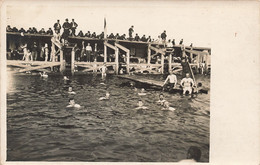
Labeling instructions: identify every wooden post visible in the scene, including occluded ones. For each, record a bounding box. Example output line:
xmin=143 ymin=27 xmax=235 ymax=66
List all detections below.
xmin=190 ymin=46 xmax=193 ymax=62
xmin=196 ymin=53 xmax=200 ymax=73
xmin=168 ymin=53 xmax=172 ymax=73
xmin=115 ymin=47 xmax=119 ymax=74
xmin=59 ymin=49 xmax=65 ymax=72
xmin=71 ymin=48 xmax=75 ymax=75
xmin=147 ymin=44 xmax=151 ymax=64
xmin=161 ymin=53 xmax=164 ymax=74
xmin=205 ymin=51 xmax=209 ymax=73
xmin=104 ymin=41 xmax=107 ymax=62
xmin=126 ymin=50 xmax=130 ymax=74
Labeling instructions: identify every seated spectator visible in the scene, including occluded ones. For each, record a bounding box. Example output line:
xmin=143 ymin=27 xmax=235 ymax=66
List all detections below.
xmin=190 ymin=43 xmax=193 ymax=47
xmin=77 ymin=30 xmax=84 ymax=37
xmin=19 ymin=28 xmax=26 ymax=33
xmin=85 ymin=31 xmax=91 ymax=37
xmin=46 ymin=28 xmax=53 ymax=35
xmin=91 ymin=32 xmax=97 ymax=38
xmin=115 ymin=33 xmax=120 ymax=39
xmin=147 ymin=36 xmax=152 ymax=42
xmin=6 ymin=25 xmax=13 ymax=32
xmin=167 ymin=39 xmax=173 ymax=47
xmin=26 ymin=28 xmax=33 ymax=33
xmin=140 ymin=35 xmax=147 ymax=42
xmin=108 ymin=33 xmax=115 ymax=39
xmin=179 ymin=39 xmax=183 ymax=45
xmin=32 ymin=27 xmax=38 ymax=34
xmin=39 ymin=28 xmax=46 ymax=34
xmin=134 ymin=33 xmax=140 ymax=41
xmin=172 ymin=39 xmax=175 ymax=45
xmin=119 ymin=34 xmax=126 ymax=40
xmin=12 ymin=27 xmax=18 ymax=32
xmin=98 ymin=32 xmax=104 ymax=39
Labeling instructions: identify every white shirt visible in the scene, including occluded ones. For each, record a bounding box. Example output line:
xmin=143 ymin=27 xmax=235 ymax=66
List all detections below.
xmin=165 ymin=74 xmax=177 ymax=84
xmin=86 ymin=45 xmax=92 ymax=51
xmin=181 ymin=77 xmax=194 ymax=87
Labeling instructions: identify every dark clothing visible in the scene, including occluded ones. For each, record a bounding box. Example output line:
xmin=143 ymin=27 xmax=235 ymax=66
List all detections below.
xmin=62 ymin=22 xmax=71 ymax=40
xmin=46 ymin=29 xmax=53 ymax=35
xmin=172 ymin=40 xmax=175 ymax=45
xmin=119 ymin=35 xmax=126 ymax=40
xmin=134 ymin=35 xmax=140 ymax=41
xmin=91 ymin=33 xmax=97 ymax=38
xmin=19 ymin=28 xmax=26 ymax=33
xmin=12 ymin=27 xmax=18 ymax=32
xmin=141 ymin=36 xmax=147 ymax=42
xmin=54 ymin=22 xmax=61 ymax=33
xmin=77 ymin=31 xmax=84 ymax=37
xmin=39 ymin=29 xmax=46 ymax=34
xmin=115 ymin=34 xmax=120 ymax=39
xmin=109 ymin=34 xmax=115 ymax=39
xmin=32 ymin=28 xmax=38 ymax=34
xmin=147 ymin=37 xmax=152 ymax=42
xmin=179 ymin=40 xmax=183 ymax=45
xmin=70 ymin=21 xmax=78 ymax=36
xmin=161 ymin=32 xmax=167 ymax=40
xmin=85 ymin=32 xmax=91 ymax=37
xmin=128 ymin=27 xmax=134 ymax=38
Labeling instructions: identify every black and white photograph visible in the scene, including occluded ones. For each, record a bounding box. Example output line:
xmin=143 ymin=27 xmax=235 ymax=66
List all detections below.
xmin=1 ymin=0 xmax=259 ymax=164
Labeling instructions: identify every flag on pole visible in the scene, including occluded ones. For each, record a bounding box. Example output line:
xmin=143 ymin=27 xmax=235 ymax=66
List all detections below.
xmin=104 ymin=17 xmax=107 ymax=40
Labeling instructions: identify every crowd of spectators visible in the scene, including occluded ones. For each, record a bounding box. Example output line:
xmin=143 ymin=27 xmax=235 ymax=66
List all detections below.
xmin=7 ymin=19 xmax=188 ymax=47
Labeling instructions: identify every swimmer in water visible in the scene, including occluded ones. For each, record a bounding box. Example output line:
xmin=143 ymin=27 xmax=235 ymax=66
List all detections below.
xmin=40 ymin=71 xmax=48 ymax=78
xmin=135 ymin=100 xmax=148 ymax=110
xmin=162 ymin=101 xmax=175 ymax=111
xmin=138 ymin=88 xmax=147 ymax=96
xmin=64 ymin=76 xmax=69 ymax=80
xmin=67 ymin=98 xmax=81 ymax=108
xmin=68 ymin=87 xmax=76 ymax=94
xmin=99 ymin=91 xmax=110 ymax=100
xmin=157 ymin=93 xmax=166 ymax=105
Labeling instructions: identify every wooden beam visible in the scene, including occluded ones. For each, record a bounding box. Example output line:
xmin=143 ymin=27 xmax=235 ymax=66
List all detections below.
xmin=104 ymin=41 xmax=107 ymax=62
xmin=161 ymin=53 xmax=164 ymax=74
xmin=19 ymin=63 xmax=60 ymax=73
xmin=150 ymin=46 xmax=165 ymax=55
xmin=169 ymin=53 xmax=172 ymax=73
xmin=115 ymin=47 xmax=119 ymax=74
xmin=71 ymin=49 xmax=75 ymax=74
xmin=104 ymin=42 xmax=116 ymax=50
xmin=126 ymin=51 xmax=130 ymax=74
xmin=147 ymin=44 xmax=151 ymax=64
xmin=115 ymin=43 xmax=129 ymax=53
xmin=7 ymin=60 xmax=60 ymax=65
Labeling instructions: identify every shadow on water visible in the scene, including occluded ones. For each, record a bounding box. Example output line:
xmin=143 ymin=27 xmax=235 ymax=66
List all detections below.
xmin=7 ymin=73 xmax=210 ymax=162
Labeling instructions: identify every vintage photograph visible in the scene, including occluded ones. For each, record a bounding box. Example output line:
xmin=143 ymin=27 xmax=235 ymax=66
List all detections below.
xmin=4 ymin=1 xmax=210 ymax=162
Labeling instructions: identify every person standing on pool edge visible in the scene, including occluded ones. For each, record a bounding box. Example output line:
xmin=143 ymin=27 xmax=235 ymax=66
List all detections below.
xmin=163 ymin=71 xmax=177 ymax=92
xmin=180 ymin=73 xmax=194 ymax=95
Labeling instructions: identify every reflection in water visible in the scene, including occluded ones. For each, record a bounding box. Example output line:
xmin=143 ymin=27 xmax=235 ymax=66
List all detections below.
xmin=7 ymin=73 xmax=209 ymax=162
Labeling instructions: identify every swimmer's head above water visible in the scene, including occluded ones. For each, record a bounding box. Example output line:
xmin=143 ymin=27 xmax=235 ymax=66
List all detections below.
xmin=138 ymin=100 xmax=144 ymax=107
xmin=159 ymin=93 xmax=164 ymax=100
xmin=68 ymin=87 xmax=73 ymax=92
xmin=69 ymin=98 xmax=75 ymax=106
xmin=105 ymin=92 xmax=110 ymax=98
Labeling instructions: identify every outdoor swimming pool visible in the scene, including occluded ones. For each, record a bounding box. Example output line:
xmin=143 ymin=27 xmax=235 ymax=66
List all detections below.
xmin=6 ymin=73 xmax=210 ymax=162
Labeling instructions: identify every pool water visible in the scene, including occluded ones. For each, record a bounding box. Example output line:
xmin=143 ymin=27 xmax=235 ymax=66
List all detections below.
xmin=6 ymin=73 xmax=210 ymax=162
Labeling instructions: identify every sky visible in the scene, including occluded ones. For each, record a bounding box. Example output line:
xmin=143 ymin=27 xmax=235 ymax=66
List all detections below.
xmin=6 ymin=1 xmax=211 ymax=47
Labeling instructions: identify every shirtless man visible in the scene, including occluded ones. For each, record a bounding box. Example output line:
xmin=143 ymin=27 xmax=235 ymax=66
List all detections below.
xmin=157 ymin=93 xmax=166 ymax=105
xmin=180 ymin=73 xmax=194 ymax=95
xmin=163 ymin=72 xmax=177 ymax=92
xmin=67 ymin=98 xmax=80 ymax=108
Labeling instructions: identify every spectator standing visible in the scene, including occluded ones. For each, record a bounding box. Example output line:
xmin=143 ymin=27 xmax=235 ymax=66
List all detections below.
xmin=80 ymin=41 xmax=86 ymax=61
xmin=161 ymin=30 xmax=167 ymax=43
xmin=179 ymin=39 xmax=183 ymax=45
xmin=54 ymin=20 xmax=61 ymax=33
xmin=31 ymin=42 xmax=38 ymax=61
xmin=70 ymin=19 xmax=78 ymax=36
xmin=86 ymin=43 xmax=92 ymax=62
xmin=172 ymin=39 xmax=175 ymax=45
xmin=62 ymin=18 xmax=71 ymax=45
xmin=128 ymin=25 xmax=134 ymax=38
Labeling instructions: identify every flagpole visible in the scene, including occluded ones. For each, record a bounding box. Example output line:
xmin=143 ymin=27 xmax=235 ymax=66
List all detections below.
xmin=104 ymin=17 xmax=107 ymax=63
